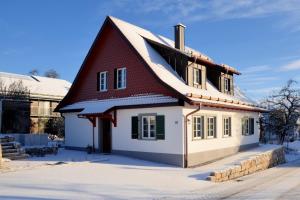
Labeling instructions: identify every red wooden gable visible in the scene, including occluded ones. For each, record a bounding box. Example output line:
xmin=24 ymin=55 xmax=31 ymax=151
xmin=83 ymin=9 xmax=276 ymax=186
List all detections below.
xmin=56 ymin=18 xmax=178 ymax=111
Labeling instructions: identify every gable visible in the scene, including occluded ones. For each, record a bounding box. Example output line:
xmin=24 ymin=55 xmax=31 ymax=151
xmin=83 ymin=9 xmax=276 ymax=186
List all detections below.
xmin=57 ymin=19 xmax=176 ymax=109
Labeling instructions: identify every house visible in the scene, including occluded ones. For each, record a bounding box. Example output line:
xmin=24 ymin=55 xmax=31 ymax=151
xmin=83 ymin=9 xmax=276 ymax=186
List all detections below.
xmin=0 ymin=72 xmax=71 ymax=134
xmin=56 ymin=16 xmax=266 ymax=167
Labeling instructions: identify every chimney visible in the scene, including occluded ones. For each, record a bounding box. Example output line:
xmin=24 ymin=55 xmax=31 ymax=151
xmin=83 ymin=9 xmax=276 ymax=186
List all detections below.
xmin=174 ymin=23 xmax=186 ymax=51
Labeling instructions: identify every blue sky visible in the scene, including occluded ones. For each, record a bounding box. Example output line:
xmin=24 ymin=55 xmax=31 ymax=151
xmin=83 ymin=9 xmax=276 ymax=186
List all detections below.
xmin=0 ymin=0 xmax=300 ymax=101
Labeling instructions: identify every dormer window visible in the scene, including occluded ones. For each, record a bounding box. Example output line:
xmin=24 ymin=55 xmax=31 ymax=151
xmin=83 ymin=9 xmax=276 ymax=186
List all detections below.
xmin=224 ymin=78 xmax=230 ymax=92
xmin=193 ymin=68 xmax=201 ymax=85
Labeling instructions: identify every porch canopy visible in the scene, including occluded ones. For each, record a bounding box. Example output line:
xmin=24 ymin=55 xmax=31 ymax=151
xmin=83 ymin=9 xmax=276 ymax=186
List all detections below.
xmin=60 ymin=94 xmax=179 ymax=126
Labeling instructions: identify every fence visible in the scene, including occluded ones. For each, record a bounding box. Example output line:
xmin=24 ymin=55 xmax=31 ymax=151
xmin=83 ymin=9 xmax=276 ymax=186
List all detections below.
xmin=0 ymin=133 xmax=48 ymax=146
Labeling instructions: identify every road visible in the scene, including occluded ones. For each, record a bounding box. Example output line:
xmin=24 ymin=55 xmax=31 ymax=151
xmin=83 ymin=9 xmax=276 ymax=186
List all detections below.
xmin=164 ymin=158 xmax=300 ymax=200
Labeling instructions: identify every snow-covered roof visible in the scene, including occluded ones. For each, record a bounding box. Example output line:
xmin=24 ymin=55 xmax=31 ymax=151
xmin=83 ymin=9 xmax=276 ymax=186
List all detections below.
xmin=0 ymin=71 xmax=72 ymax=100
xmin=60 ymin=95 xmax=178 ymax=115
xmin=109 ymin=17 xmax=262 ymax=110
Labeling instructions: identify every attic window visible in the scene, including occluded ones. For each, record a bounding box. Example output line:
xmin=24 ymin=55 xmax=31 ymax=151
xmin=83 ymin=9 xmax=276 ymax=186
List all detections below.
xmin=116 ymin=68 xmax=127 ymax=89
xmin=193 ymin=68 xmax=201 ymax=85
xmin=224 ymin=78 xmax=230 ymax=92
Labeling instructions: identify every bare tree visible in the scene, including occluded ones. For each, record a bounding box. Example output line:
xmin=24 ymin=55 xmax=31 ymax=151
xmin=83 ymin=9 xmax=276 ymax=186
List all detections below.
xmin=29 ymin=69 xmax=39 ymax=76
xmin=263 ymin=80 xmax=300 ymax=144
xmin=0 ymin=78 xmax=30 ymax=100
xmin=44 ymin=69 xmax=60 ymax=79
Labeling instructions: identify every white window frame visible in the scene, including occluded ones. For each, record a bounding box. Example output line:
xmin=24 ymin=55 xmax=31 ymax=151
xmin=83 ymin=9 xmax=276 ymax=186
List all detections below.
xmin=193 ymin=68 xmax=201 ymax=85
xmin=117 ymin=67 xmax=126 ymax=89
xmin=193 ymin=116 xmax=203 ymax=139
xmin=99 ymin=71 xmax=108 ymax=92
xmin=242 ymin=118 xmax=250 ymax=135
xmin=223 ymin=117 xmax=231 ymax=137
xmin=207 ymin=116 xmax=216 ymax=139
xmin=224 ymin=78 xmax=230 ymax=92
xmin=142 ymin=115 xmax=156 ymax=139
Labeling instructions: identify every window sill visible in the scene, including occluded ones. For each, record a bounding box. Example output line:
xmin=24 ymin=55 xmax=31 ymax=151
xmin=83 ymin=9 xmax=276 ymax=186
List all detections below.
xmin=192 ymin=137 xmax=203 ymax=141
xmin=116 ymin=87 xmax=126 ymax=90
xmin=139 ymin=138 xmax=157 ymax=141
xmin=242 ymin=134 xmax=254 ymax=136
xmin=99 ymin=90 xmax=108 ymax=92
xmin=207 ymin=136 xmax=215 ymax=139
xmin=222 ymin=135 xmax=232 ymax=138
xmin=192 ymin=137 xmax=217 ymax=141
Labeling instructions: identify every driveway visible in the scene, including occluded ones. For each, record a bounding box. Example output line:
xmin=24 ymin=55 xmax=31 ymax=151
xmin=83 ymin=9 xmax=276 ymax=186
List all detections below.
xmin=0 ymin=148 xmax=299 ymax=200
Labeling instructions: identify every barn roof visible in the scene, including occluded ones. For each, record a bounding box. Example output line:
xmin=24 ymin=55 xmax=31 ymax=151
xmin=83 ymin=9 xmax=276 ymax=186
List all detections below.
xmin=0 ymin=71 xmax=71 ymax=100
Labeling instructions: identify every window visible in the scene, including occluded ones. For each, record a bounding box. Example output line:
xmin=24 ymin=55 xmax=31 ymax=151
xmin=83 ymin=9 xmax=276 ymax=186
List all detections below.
xmin=224 ymin=78 xmax=230 ymax=92
xmin=142 ymin=116 xmax=156 ymax=139
xmin=193 ymin=116 xmax=204 ymax=139
xmin=38 ymin=101 xmax=50 ymax=116
xmin=99 ymin=71 xmax=108 ymax=91
xmin=242 ymin=117 xmax=254 ymax=135
xmin=207 ymin=117 xmax=216 ymax=138
xmin=117 ymin=68 xmax=126 ymax=89
xmin=223 ymin=117 xmax=231 ymax=137
xmin=193 ymin=68 xmax=201 ymax=85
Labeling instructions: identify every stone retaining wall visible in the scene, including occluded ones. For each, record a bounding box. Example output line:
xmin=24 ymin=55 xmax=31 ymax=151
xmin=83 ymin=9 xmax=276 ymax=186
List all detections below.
xmin=207 ymin=147 xmax=286 ymax=182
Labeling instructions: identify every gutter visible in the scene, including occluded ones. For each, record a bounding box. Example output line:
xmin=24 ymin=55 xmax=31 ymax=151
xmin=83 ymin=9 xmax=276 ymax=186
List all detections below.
xmin=183 ymin=104 xmax=201 ymax=168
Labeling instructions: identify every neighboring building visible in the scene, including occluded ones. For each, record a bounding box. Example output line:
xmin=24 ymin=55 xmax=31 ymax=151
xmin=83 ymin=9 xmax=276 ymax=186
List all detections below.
xmin=0 ymin=72 xmax=71 ymax=134
xmin=56 ymin=16 xmax=266 ymax=167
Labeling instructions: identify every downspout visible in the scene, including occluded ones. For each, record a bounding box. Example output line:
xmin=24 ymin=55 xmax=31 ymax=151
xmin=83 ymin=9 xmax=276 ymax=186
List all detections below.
xmin=184 ymin=103 xmax=201 ymax=168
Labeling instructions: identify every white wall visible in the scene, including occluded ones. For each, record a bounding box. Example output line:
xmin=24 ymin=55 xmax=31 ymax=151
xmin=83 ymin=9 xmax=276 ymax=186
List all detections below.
xmin=0 ymin=100 xmax=2 ymax=131
xmin=112 ymin=106 xmax=184 ymax=155
xmin=183 ymin=106 xmax=260 ymax=153
xmin=63 ymin=112 xmax=99 ymax=149
xmin=63 ymin=105 xmax=260 ymax=156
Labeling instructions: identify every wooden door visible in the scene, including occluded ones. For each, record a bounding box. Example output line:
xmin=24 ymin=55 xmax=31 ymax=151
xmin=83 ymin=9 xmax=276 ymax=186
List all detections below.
xmin=102 ymin=119 xmax=111 ymax=153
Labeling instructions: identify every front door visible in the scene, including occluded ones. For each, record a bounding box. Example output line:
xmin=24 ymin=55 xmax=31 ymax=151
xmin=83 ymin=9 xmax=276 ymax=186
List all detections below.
xmin=102 ymin=119 xmax=111 ymax=153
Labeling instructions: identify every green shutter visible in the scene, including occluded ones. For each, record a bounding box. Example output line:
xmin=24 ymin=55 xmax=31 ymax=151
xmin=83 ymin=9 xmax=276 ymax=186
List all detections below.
xmin=97 ymin=72 xmax=100 ymax=91
xmin=156 ymin=115 xmax=165 ymax=140
xmin=214 ymin=116 xmax=217 ymax=138
xmin=201 ymin=116 xmax=205 ymax=139
xmin=229 ymin=117 xmax=232 ymax=136
xmin=230 ymin=76 xmax=234 ymax=95
xmin=131 ymin=116 xmax=139 ymax=139
xmin=250 ymin=118 xmax=254 ymax=135
xmin=114 ymin=68 xmax=118 ymax=89
xmin=220 ymin=74 xmax=225 ymax=93
xmin=201 ymin=66 xmax=206 ymax=89
xmin=241 ymin=118 xmax=245 ymax=135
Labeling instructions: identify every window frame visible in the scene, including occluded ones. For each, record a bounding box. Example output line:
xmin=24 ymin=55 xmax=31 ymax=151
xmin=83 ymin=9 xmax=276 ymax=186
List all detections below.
xmin=192 ymin=116 xmax=204 ymax=139
xmin=224 ymin=77 xmax=230 ymax=92
xmin=99 ymin=71 xmax=108 ymax=92
xmin=242 ymin=117 xmax=254 ymax=136
xmin=117 ymin=67 xmax=127 ymax=89
xmin=207 ymin=116 xmax=216 ymax=139
xmin=223 ymin=116 xmax=231 ymax=137
xmin=141 ymin=115 xmax=156 ymax=140
xmin=193 ymin=68 xmax=201 ymax=85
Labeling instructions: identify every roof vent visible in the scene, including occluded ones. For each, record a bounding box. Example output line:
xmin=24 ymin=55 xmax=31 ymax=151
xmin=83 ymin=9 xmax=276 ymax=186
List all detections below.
xmin=174 ymin=23 xmax=186 ymax=51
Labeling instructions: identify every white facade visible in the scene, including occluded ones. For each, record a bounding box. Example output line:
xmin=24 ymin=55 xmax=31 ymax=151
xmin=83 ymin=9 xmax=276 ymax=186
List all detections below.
xmin=63 ymin=105 xmax=260 ymax=167
xmin=184 ymin=106 xmax=259 ymax=154
xmin=112 ymin=106 xmax=184 ymax=155
xmin=63 ymin=112 xmax=99 ymax=149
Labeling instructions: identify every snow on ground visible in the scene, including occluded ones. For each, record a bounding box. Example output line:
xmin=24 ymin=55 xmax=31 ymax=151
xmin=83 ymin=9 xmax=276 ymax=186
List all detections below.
xmin=0 ymin=144 xmax=293 ymax=199
xmin=284 ymin=140 xmax=300 ymax=162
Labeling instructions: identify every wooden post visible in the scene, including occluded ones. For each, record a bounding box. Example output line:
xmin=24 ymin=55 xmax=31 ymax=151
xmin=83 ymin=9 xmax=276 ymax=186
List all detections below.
xmin=92 ymin=125 xmax=95 ymax=152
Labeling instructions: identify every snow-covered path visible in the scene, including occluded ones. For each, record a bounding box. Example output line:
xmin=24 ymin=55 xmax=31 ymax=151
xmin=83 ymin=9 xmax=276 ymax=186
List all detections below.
xmin=0 ymin=147 xmax=299 ymax=200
